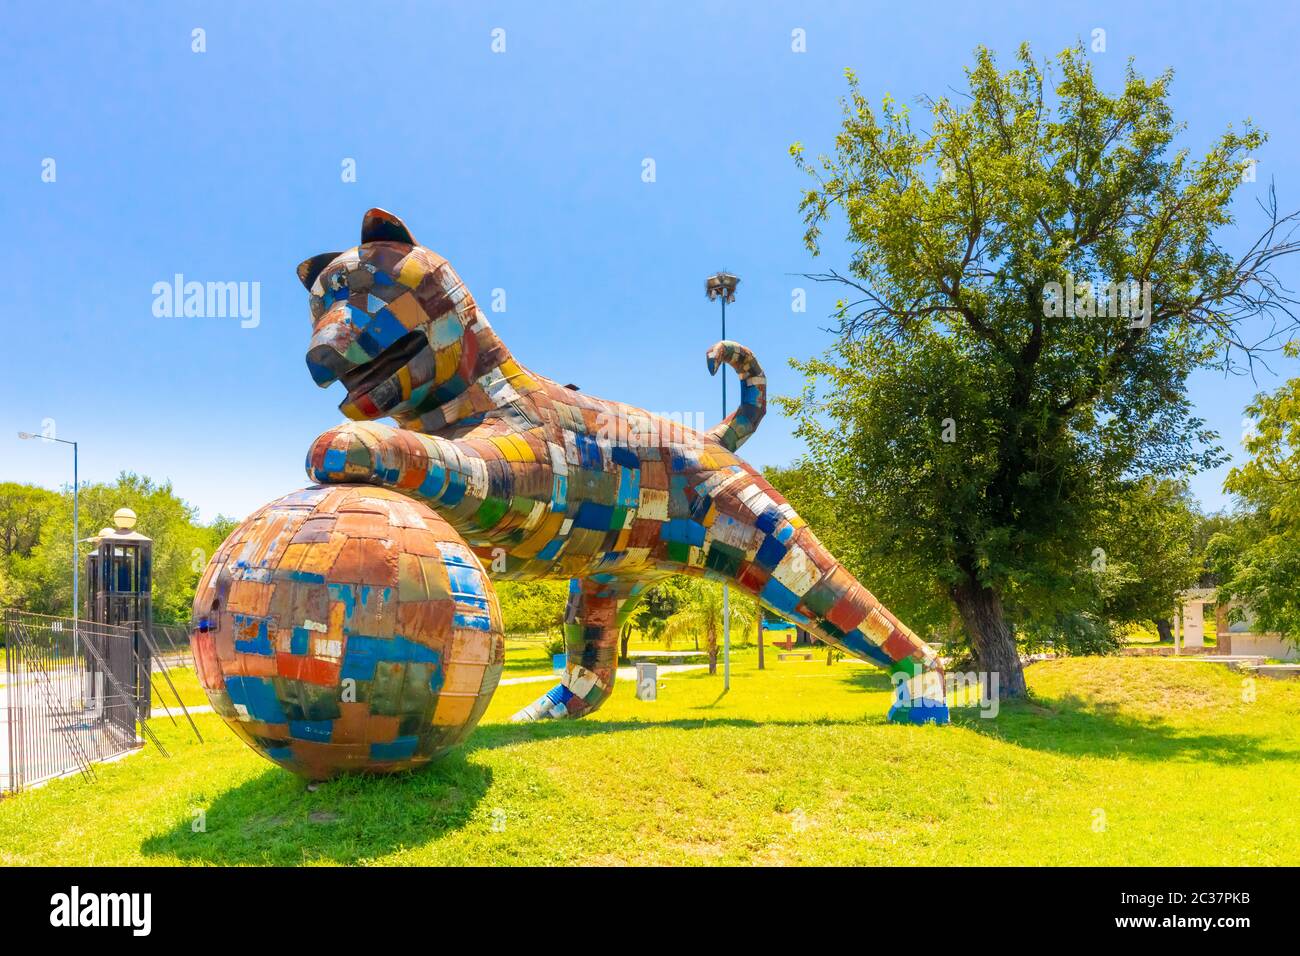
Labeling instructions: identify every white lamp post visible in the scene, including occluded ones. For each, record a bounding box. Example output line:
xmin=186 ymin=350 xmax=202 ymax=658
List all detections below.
xmin=18 ymin=431 xmax=80 ymax=651
xmin=705 ymin=272 xmax=740 ymax=691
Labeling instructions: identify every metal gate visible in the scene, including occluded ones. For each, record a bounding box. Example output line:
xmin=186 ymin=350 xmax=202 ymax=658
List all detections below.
xmin=2 ymin=610 xmax=160 ymax=793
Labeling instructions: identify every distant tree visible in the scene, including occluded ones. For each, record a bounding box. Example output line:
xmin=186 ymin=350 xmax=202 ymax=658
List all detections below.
xmin=1093 ymin=477 xmax=1201 ymax=644
xmin=1148 ymin=509 xmax=1238 ymax=642
xmin=662 ymin=579 xmax=757 ymax=674
xmin=2 ymin=474 xmax=224 ymax=622
xmin=206 ymin=514 xmax=239 ymax=551
xmin=764 ymin=462 xmax=952 ymax=640
xmin=1191 ymin=511 xmax=1234 ymax=589
xmin=0 ymin=563 xmax=17 ymax=609
xmin=1210 ymin=363 xmax=1300 ymax=646
xmin=625 ymin=577 xmax=687 ymax=659
xmin=787 ymin=44 xmax=1300 ymax=695
xmin=494 ymin=579 xmax=569 ymax=637
xmin=0 ymin=482 xmax=60 ymax=561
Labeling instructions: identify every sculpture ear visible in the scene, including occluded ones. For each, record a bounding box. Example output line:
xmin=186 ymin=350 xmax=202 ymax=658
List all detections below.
xmin=297 ymin=252 xmax=341 ymax=291
xmin=361 ymin=207 xmax=416 ymax=246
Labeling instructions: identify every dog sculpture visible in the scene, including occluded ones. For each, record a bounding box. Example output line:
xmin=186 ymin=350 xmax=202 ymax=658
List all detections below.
xmin=300 ymin=208 xmax=948 ymax=724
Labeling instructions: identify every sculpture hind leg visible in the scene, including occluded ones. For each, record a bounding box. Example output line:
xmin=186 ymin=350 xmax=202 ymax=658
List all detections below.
xmin=511 ymin=579 xmax=643 ymax=722
xmin=755 ymin=574 xmax=949 ymax=725
xmin=708 ymin=475 xmax=950 ymax=724
xmin=752 ymin=587 xmax=950 ymax=725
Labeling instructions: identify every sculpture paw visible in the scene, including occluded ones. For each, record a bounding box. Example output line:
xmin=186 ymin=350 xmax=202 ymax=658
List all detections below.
xmin=510 ymin=684 xmax=576 ymax=722
xmin=306 ymin=421 xmax=400 ymax=484
xmin=886 ymin=698 xmax=950 ymax=725
xmin=886 ymin=663 xmax=950 ymax=725
xmin=510 ymin=670 xmax=608 ymax=722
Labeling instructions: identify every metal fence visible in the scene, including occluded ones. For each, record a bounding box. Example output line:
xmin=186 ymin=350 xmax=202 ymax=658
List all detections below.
xmin=150 ymin=622 xmax=193 ymax=670
xmin=2 ymin=609 xmax=164 ymax=793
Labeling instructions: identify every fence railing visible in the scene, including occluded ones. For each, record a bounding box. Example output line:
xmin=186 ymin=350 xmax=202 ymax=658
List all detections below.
xmin=149 ymin=622 xmax=193 ymax=669
xmin=2 ymin=611 xmax=145 ymax=792
xmin=0 ymin=609 xmax=203 ymax=794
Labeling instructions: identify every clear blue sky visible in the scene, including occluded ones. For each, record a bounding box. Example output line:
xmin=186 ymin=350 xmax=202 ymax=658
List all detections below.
xmin=4 ymin=0 xmax=1297 ymax=522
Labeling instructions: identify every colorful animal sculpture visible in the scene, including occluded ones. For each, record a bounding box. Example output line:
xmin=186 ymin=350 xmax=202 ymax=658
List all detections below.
xmin=300 ymin=208 xmax=949 ymax=725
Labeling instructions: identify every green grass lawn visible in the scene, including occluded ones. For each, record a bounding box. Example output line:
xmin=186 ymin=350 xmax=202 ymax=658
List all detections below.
xmin=150 ymin=662 xmax=209 ymax=709
xmin=500 ymin=636 xmax=555 ymax=676
xmin=4 ymin=651 xmax=1297 ymax=865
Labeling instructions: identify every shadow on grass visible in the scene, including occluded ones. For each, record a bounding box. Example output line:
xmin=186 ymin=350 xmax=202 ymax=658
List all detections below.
xmin=698 ymin=687 xmax=730 ymax=709
xmin=836 ymin=666 xmax=1290 ymax=766
xmin=140 ymin=749 xmax=494 ymax=866
xmin=140 ymin=672 xmax=1290 ymax=864
xmin=137 ymin=714 xmax=878 ymax=865
xmin=952 ymin=695 xmax=1294 ymax=766
xmin=821 ymin=671 xmax=1289 ymax=764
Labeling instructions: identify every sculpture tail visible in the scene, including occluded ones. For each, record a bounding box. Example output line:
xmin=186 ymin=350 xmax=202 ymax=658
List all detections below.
xmin=705 ymin=341 xmax=766 ymax=451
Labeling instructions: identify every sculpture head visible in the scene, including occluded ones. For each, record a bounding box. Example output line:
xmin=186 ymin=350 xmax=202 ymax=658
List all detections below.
xmin=298 ymin=208 xmax=489 ymax=421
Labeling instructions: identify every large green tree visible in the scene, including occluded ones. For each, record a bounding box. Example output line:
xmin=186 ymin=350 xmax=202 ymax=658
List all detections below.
xmin=787 ymin=44 xmax=1300 ymax=695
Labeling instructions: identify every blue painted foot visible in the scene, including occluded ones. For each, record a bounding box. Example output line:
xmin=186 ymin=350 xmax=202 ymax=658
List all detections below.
xmin=887 ymin=698 xmax=950 ymax=725
xmin=887 ymin=661 xmax=950 ymax=725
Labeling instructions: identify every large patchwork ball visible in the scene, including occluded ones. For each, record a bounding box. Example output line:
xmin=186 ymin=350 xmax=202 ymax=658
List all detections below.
xmin=191 ymin=484 xmax=503 ymax=780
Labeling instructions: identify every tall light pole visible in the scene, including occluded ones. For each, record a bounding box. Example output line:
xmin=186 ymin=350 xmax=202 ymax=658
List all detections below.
xmin=705 ymin=272 xmax=739 ymax=691
xmin=18 ymin=431 xmax=79 ymax=649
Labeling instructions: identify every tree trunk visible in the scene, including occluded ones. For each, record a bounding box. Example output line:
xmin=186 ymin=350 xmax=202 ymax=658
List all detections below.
xmin=706 ymin=623 xmax=718 ymax=674
xmin=1154 ymin=618 xmax=1174 ymax=644
xmin=619 ymin=623 xmax=632 ymax=664
xmin=951 ymin=578 xmax=1026 ymax=698
xmin=757 ymin=619 xmax=765 ymax=670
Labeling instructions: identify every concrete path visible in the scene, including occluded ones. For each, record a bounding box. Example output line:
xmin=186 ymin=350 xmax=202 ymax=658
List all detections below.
xmin=148 ymin=663 xmax=711 ymax=719
xmin=1255 ymin=664 xmax=1300 ymax=678
xmin=500 ymin=663 xmax=708 ymax=687
xmin=1162 ymin=654 xmax=1300 ymax=678
xmin=627 ymin=650 xmax=707 ymax=660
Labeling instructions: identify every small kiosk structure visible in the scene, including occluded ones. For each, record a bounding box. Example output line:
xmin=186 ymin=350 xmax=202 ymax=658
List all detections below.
xmin=1173 ymin=587 xmax=1297 ymax=660
xmin=84 ymin=508 xmax=153 ymax=717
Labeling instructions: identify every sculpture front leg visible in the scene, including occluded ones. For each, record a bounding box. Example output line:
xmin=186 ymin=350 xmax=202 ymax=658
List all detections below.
xmin=512 ymin=579 xmax=642 ymax=721
xmin=306 ymin=421 xmax=467 ymax=509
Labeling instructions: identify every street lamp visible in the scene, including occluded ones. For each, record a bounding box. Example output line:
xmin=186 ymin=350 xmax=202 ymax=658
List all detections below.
xmin=18 ymin=431 xmax=80 ymax=649
xmin=705 ymin=272 xmax=740 ymax=691
xmin=705 ymin=272 xmax=740 ymax=414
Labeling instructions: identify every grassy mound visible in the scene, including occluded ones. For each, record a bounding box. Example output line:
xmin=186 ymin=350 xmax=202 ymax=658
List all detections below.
xmin=3 ymin=652 xmax=1297 ymax=865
